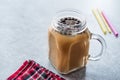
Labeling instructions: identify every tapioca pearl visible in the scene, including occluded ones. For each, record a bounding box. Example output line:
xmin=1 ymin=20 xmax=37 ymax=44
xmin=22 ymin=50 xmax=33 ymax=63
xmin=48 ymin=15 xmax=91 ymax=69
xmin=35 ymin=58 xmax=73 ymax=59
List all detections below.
xmin=57 ymin=22 xmax=62 ymax=26
xmin=64 ymin=17 xmax=68 ymax=20
xmin=74 ymin=21 xmax=78 ymax=24
xmin=74 ymin=18 xmax=78 ymax=21
xmin=71 ymin=17 xmax=75 ymax=20
xmin=61 ymin=21 xmax=66 ymax=24
xmin=74 ymin=25 xmax=80 ymax=28
xmin=60 ymin=18 xmax=65 ymax=22
xmin=59 ymin=19 xmax=65 ymax=24
xmin=57 ymin=26 xmax=62 ymax=31
xmin=76 ymin=20 xmax=80 ymax=24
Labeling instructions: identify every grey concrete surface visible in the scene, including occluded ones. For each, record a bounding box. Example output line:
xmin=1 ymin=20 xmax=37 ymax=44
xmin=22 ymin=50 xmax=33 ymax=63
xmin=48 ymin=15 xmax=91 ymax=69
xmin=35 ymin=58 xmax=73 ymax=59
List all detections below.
xmin=0 ymin=0 xmax=120 ymax=80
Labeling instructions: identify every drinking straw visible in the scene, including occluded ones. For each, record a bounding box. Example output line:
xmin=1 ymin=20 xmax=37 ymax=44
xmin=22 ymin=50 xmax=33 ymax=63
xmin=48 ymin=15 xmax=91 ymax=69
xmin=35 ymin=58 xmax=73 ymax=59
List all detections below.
xmin=97 ymin=9 xmax=112 ymax=33
xmin=101 ymin=11 xmax=118 ymax=37
xmin=92 ymin=9 xmax=107 ymax=34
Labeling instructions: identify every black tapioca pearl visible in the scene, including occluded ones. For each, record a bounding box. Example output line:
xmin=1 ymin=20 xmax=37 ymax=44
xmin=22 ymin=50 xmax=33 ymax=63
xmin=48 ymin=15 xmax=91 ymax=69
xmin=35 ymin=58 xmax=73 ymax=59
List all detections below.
xmin=57 ymin=27 xmax=61 ymax=30
xmin=76 ymin=20 xmax=80 ymax=24
xmin=74 ymin=21 xmax=78 ymax=24
xmin=60 ymin=20 xmax=65 ymax=24
xmin=71 ymin=17 xmax=75 ymax=20
xmin=60 ymin=18 xmax=66 ymax=24
xmin=60 ymin=18 xmax=65 ymax=22
xmin=57 ymin=22 xmax=62 ymax=26
xmin=74 ymin=18 xmax=78 ymax=21
xmin=59 ymin=20 xmax=62 ymax=23
xmin=62 ymin=22 xmax=66 ymax=24
xmin=62 ymin=20 xmax=65 ymax=22
xmin=74 ymin=25 xmax=80 ymax=28
xmin=64 ymin=17 xmax=68 ymax=20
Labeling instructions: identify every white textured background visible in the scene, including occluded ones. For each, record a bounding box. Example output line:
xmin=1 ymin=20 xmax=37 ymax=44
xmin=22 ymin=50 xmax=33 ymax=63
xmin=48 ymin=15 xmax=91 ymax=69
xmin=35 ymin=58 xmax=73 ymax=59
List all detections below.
xmin=0 ymin=0 xmax=120 ymax=80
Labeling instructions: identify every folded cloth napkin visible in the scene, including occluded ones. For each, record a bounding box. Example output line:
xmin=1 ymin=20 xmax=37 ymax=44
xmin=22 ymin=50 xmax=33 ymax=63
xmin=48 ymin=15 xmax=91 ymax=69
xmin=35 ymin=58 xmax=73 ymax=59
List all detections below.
xmin=7 ymin=60 xmax=65 ymax=80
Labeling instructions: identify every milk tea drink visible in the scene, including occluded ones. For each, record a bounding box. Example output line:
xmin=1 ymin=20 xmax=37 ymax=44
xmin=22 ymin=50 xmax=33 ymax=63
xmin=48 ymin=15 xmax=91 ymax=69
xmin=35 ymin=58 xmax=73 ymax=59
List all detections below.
xmin=48 ymin=10 xmax=106 ymax=74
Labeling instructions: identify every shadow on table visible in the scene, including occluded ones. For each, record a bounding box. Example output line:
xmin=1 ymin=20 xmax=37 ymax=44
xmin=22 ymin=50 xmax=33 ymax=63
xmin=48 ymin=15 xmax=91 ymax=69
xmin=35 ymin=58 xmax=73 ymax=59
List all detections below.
xmin=62 ymin=67 xmax=87 ymax=80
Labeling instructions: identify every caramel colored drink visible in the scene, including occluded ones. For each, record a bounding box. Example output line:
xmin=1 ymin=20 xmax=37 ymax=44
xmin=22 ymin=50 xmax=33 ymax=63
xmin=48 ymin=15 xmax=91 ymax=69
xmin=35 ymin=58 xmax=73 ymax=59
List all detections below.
xmin=48 ymin=15 xmax=91 ymax=74
xmin=48 ymin=10 xmax=106 ymax=74
xmin=49 ymin=27 xmax=90 ymax=74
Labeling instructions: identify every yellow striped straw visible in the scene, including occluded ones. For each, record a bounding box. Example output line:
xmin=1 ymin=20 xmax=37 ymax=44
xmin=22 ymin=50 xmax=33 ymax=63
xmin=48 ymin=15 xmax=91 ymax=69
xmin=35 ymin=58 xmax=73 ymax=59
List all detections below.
xmin=92 ymin=9 xmax=107 ymax=35
xmin=97 ymin=9 xmax=112 ymax=33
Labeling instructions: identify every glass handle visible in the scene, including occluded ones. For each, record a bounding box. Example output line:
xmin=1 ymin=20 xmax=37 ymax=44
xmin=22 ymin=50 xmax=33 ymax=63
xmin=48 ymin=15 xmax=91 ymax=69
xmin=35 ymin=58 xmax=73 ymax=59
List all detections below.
xmin=89 ymin=33 xmax=106 ymax=60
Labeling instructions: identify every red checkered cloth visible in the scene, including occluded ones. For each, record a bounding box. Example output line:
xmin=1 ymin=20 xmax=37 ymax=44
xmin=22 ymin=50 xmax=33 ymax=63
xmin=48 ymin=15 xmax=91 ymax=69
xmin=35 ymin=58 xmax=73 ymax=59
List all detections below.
xmin=7 ymin=60 xmax=65 ymax=80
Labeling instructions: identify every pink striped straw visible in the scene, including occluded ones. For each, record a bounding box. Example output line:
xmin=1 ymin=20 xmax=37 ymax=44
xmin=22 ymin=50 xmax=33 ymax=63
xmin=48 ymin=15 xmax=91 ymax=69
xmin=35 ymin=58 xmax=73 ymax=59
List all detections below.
xmin=101 ymin=11 xmax=118 ymax=37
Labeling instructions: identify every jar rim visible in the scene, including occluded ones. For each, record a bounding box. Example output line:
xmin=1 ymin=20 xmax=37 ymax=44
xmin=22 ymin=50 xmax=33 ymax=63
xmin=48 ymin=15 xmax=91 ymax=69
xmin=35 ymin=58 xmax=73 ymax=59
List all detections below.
xmin=51 ymin=9 xmax=87 ymax=35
